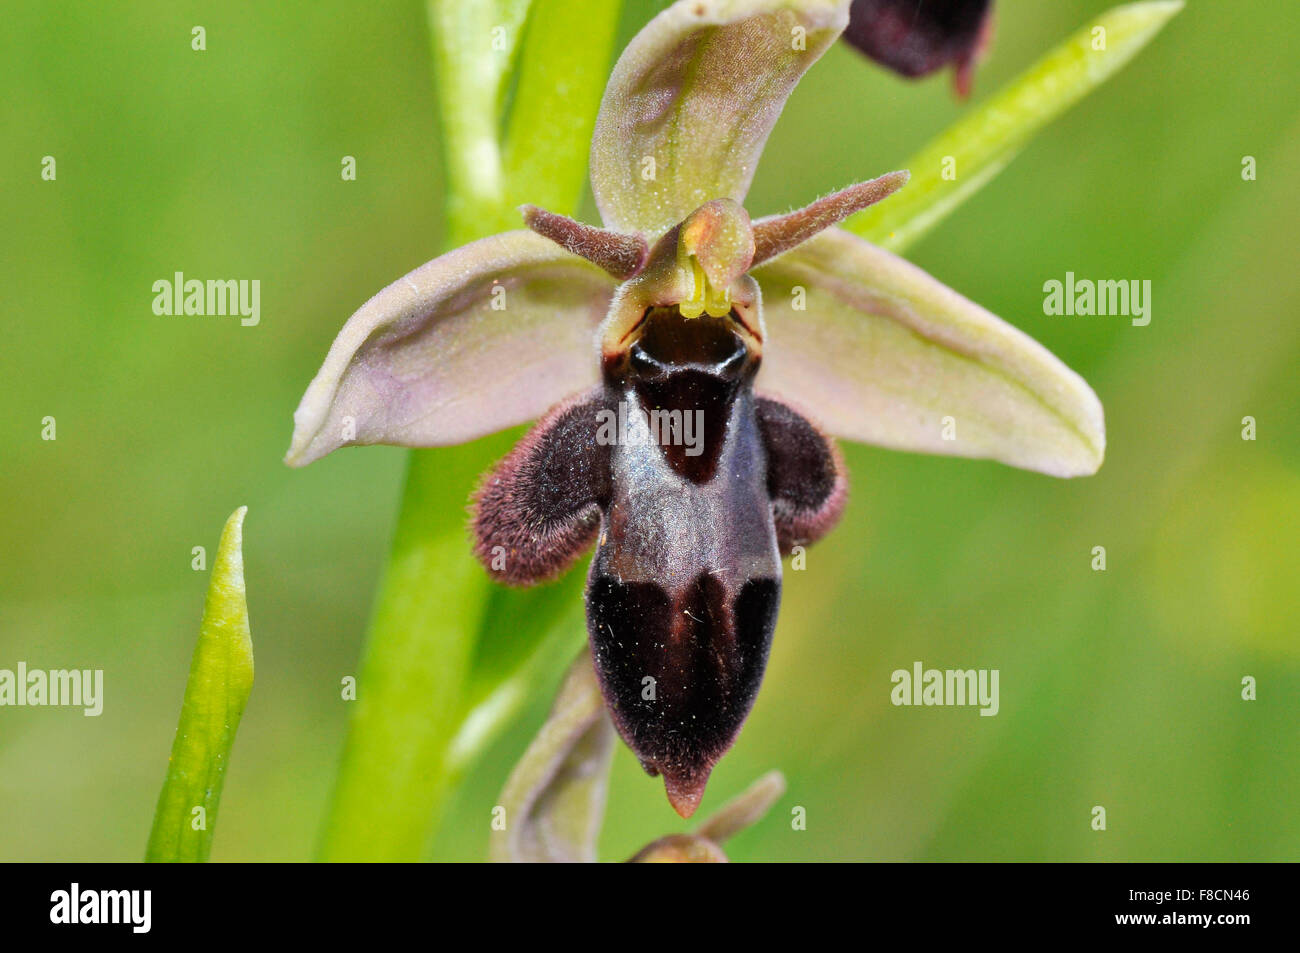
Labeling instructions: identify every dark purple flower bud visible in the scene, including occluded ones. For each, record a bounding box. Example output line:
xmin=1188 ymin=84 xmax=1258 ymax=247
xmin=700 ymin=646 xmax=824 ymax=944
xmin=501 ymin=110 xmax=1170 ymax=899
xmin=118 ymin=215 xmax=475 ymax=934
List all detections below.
xmin=844 ymin=0 xmax=994 ymax=96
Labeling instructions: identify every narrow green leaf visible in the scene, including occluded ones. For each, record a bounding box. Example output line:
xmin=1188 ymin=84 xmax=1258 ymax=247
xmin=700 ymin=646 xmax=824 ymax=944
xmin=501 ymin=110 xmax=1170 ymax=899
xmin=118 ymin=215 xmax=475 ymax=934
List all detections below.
xmin=503 ymin=0 xmax=622 ymax=216
xmin=427 ymin=0 xmax=535 ymax=244
xmin=146 ymin=507 xmax=254 ymax=862
xmin=845 ymin=1 xmax=1183 ymax=252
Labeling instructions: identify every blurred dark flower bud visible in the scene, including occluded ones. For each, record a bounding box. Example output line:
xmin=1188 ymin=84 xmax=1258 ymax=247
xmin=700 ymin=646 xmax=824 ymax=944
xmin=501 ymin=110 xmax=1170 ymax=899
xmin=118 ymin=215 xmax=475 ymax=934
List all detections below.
xmin=844 ymin=0 xmax=995 ymax=97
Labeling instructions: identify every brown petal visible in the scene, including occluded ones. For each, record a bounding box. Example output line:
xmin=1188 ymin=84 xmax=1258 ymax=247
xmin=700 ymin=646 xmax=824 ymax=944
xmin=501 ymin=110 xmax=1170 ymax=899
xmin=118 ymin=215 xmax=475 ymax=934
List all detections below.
xmin=521 ymin=205 xmax=649 ymax=279
xmin=751 ymin=170 xmax=908 ymax=266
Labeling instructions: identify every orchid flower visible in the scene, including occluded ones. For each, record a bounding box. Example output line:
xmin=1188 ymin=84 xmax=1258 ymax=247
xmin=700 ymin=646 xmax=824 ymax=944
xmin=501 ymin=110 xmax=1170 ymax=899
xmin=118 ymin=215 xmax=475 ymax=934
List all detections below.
xmin=844 ymin=0 xmax=995 ymax=96
xmin=286 ymin=0 xmax=1104 ymax=818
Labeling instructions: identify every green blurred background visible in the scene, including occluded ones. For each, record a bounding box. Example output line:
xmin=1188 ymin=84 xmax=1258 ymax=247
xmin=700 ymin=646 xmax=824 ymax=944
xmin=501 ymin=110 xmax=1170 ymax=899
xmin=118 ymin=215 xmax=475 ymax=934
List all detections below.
xmin=2 ymin=0 xmax=1296 ymax=861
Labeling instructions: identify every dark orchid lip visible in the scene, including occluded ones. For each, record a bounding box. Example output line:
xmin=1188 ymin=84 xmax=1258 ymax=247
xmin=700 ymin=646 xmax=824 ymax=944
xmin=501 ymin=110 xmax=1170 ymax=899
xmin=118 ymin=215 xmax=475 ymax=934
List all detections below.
xmin=844 ymin=0 xmax=994 ymax=96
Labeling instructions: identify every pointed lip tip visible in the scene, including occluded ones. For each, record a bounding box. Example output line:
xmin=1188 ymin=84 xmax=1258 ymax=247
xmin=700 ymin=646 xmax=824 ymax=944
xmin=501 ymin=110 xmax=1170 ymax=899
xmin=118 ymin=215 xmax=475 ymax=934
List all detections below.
xmin=667 ymin=789 xmax=702 ymax=819
xmin=663 ymin=768 xmax=712 ymax=819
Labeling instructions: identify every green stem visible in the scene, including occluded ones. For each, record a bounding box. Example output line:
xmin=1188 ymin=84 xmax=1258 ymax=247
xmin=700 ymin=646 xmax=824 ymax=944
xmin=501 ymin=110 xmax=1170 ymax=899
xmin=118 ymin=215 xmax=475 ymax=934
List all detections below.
xmin=426 ymin=0 xmax=532 ymax=244
xmin=317 ymin=0 xmax=621 ymax=862
xmin=317 ymin=447 xmax=501 ymax=860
